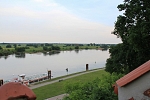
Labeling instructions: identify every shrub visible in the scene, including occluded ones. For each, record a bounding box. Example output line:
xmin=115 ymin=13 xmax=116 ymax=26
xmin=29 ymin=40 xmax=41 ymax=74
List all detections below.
xmin=63 ymin=73 xmax=123 ymax=100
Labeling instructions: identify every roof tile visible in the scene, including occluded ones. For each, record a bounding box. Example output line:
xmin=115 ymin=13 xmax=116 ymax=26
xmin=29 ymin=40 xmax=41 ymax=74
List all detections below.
xmin=116 ymin=60 xmax=150 ymax=87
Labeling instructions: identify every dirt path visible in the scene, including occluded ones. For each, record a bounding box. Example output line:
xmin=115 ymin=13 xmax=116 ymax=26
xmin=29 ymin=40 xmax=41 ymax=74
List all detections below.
xmin=29 ymin=68 xmax=103 ymax=89
xmin=45 ymin=94 xmax=68 ymax=100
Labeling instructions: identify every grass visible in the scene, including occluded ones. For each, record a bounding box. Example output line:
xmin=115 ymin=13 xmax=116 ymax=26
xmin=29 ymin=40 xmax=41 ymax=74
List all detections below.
xmin=32 ymin=68 xmax=104 ymax=85
xmin=33 ymin=69 xmax=108 ymax=100
xmin=25 ymin=47 xmax=43 ymax=53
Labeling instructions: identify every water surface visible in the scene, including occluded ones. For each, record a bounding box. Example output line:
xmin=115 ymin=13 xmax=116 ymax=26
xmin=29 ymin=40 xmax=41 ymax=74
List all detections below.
xmin=0 ymin=50 xmax=109 ymax=80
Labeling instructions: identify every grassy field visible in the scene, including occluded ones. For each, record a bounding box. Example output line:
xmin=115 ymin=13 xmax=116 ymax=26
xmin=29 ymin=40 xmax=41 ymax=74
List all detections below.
xmin=33 ymin=69 xmax=108 ymax=100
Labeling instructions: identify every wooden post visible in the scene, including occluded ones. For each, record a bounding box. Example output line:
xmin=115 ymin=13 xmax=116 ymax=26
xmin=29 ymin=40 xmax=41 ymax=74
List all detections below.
xmin=0 ymin=79 xmax=3 ymax=86
xmin=48 ymin=70 xmax=51 ymax=79
xmin=86 ymin=64 xmax=89 ymax=71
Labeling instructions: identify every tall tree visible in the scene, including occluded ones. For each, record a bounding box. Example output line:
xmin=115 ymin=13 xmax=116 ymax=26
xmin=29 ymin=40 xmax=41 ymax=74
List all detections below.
xmin=106 ymin=0 xmax=150 ymax=74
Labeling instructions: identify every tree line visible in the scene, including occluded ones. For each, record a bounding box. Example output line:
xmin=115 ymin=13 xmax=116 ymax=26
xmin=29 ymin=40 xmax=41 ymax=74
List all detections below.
xmin=0 ymin=43 xmax=112 ymax=56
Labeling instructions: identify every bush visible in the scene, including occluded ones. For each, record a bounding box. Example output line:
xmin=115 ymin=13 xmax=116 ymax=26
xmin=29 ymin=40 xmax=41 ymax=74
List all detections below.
xmin=75 ymin=46 xmax=79 ymax=49
xmin=25 ymin=46 xmax=30 ymax=49
xmin=43 ymin=46 xmax=48 ymax=51
xmin=0 ymin=49 xmax=15 ymax=56
xmin=51 ymin=46 xmax=60 ymax=50
xmin=63 ymin=73 xmax=123 ymax=100
xmin=6 ymin=44 xmax=12 ymax=48
xmin=15 ymin=47 xmax=25 ymax=52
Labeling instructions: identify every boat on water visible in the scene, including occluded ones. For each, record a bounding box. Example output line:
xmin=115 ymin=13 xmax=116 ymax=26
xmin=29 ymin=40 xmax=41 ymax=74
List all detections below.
xmin=4 ymin=73 xmax=48 ymax=86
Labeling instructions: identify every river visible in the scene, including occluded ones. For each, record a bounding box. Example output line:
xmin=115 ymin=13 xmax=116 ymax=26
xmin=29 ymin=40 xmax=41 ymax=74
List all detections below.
xmin=0 ymin=49 xmax=109 ymax=81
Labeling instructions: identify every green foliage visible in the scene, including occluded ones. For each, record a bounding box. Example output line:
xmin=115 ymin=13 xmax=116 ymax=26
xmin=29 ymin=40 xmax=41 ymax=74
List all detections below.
xmin=106 ymin=0 xmax=150 ymax=74
xmin=75 ymin=46 xmax=79 ymax=49
xmin=85 ymin=47 xmax=89 ymax=49
xmin=0 ymin=46 xmax=2 ymax=50
xmin=6 ymin=44 xmax=12 ymax=48
xmin=106 ymin=44 xmax=129 ymax=74
xmin=45 ymin=43 xmax=53 ymax=46
xmin=43 ymin=46 xmax=51 ymax=51
xmin=43 ymin=46 xmax=60 ymax=51
xmin=33 ymin=70 xmax=107 ymax=100
xmin=0 ymin=43 xmax=106 ymax=56
xmin=63 ymin=73 xmax=123 ymax=100
xmin=0 ymin=49 xmax=15 ymax=56
xmin=43 ymin=46 xmax=48 ymax=51
xmin=33 ymin=45 xmax=38 ymax=48
xmin=51 ymin=46 xmax=60 ymax=50
xmin=25 ymin=46 xmax=30 ymax=49
xmin=15 ymin=47 xmax=25 ymax=52
xmin=13 ymin=44 xmax=17 ymax=48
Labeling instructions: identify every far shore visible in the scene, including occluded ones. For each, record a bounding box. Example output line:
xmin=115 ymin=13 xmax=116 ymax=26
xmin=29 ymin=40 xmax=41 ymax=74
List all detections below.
xmin=0 ymin=43 xmax=110 ymax=56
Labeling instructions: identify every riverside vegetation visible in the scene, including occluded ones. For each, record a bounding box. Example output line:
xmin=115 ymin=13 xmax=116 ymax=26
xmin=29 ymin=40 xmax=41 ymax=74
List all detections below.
xmin=32 ymin=69 xmax=123 ymax=100
xmin=0 ymin=43 xmax=111 ymax=57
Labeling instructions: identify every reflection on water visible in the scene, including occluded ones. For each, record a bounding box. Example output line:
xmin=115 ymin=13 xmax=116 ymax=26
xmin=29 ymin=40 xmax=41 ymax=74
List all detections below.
xmin=75 ymin=49 xmax=79 ymax=53
xmin=102 ymin=49 xmax=108 ymax=51
xmin=15 ymin=53 xmax=25 ymax=58
xmin=43 ymin=51 xmax=60 ymax=56
xmin=0 ymin=56 xmax=9 ymax=60
xmin=0 ymin=50 xmax=109 ymax=81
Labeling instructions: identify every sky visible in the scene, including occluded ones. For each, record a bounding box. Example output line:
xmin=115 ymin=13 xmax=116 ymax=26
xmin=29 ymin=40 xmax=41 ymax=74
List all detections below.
xmin=0 ymin=0 xmax=124 ymax=44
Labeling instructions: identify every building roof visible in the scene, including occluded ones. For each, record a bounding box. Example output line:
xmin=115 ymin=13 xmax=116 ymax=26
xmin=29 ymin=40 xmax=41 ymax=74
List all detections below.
xmin=116 ymin=60 xmax=150 ymax=87
xmin=0 ymin=82 xmax=36 ymax=100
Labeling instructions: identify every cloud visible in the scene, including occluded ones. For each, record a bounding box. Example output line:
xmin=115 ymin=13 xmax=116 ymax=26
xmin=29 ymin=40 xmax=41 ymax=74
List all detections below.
xmin=0 ymin=7 xmax=40 ymax=18
xmin=0 ymin=0 xmax=122 ymax=43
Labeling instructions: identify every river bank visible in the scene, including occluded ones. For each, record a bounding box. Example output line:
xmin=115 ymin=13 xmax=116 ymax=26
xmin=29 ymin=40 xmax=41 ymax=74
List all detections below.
xmin=30 ymin=68 xmax=105 ymax=89
xmin=32 ymin=68 xmax=108 ymax=100
xmin=0 ymin=44 xmax=100 ymax=56
xmin=0 ymin=43 xmax=110 ymax=56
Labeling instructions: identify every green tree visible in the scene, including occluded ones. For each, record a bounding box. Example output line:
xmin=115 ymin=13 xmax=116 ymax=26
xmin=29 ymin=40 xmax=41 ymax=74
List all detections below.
xmin=43 ymin=46 xmax=48 ymax=51
xmin=15 ymin=47 xmax=25 ymax=52
xmin=51 ymin=46 xmax=60 ymax=50
xmin=0 ymin=46 xmax=2 ymax=50
xmin=13 ymin=44 xmax=17 ymax=48
xmin=75 ymin=46 xmax=79 ymax=49
xmin=41 ymin=44 xmax=44 ymax=46
xmin=33 ymin=44 xmax=38 ymax=48
xmin=106 ymin=0 xmax=150 ymax=74
xmin=6 ymin=44 xmax=12 ymax=48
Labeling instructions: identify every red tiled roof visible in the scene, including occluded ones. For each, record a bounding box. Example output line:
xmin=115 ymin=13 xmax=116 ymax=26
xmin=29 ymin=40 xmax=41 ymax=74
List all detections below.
xmin=0 ymin=82 xmax=36 ymax=100
xmin=116 ymin=60 xmax=150 ymax=87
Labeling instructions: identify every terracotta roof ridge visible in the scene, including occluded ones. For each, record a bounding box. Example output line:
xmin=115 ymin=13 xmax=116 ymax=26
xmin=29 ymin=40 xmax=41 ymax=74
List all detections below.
xmin=116 ymin=60 xmax=150 ymax=87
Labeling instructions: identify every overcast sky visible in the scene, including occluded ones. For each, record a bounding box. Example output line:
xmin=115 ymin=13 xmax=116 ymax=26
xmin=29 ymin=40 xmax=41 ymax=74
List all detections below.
xmin=0 ymin=0 xmax=124 ymax=44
